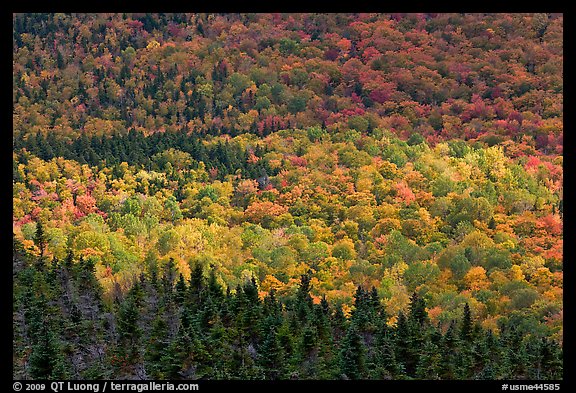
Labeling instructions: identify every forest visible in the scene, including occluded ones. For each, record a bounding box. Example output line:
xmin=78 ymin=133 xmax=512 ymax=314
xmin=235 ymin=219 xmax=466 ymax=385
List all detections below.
xmin=13 ymin=13 xmax=562 ymax=380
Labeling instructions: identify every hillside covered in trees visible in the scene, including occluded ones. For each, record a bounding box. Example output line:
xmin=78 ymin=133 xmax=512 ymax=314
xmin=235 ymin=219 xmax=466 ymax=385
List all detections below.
xmin=13 ymin=13 xmax=562 ymax=380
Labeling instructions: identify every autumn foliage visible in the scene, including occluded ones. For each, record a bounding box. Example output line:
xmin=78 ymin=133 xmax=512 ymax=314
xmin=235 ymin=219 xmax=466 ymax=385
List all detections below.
xmin=13 ymin=13 xmax=562 ymax=380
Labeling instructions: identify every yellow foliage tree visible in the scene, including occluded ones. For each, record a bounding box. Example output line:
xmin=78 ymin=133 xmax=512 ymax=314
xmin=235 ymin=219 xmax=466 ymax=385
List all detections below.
xmin=465 ymin=266 xmax=490 ymax=291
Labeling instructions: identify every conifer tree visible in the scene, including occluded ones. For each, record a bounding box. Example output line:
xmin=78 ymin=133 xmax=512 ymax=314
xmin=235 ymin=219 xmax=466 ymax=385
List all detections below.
xmin=117 ymin=281 xmax=143 ymax=361
xmin=457 ymin=303 xmax=476 ymax=378
xmin=175 ymin=274 xmax=187 ymax=306
xmin=28 ymin=323 xmax=53 ymax=379
xmin=259 ymin=325 xmax=285 ymax=379
xmin=207 ymin=267 xmax=224 ymax=301
xmin=415 ymin=340 xmax=441 ymax=379
xmin=33 ymin=219 xmax=48 ymax=266
xmin=461 ymin=303 xmax=473 ymax=342
xmin=540 ymin=337 xmax=563 ymax=380
xmin=295 ymin=270 xmax=314 ymax=323
xmin=408 ymin=292 xmax=429 ymax=328
xmin=29 ymin=323 xmax=70 ymax=379
xmin=396 ymin=310 xmax=420 ymax=377
xmin=438 ymin=321 xmax=459 ymax=379
xmin=351 ymin=286 xmax=369 ymax=331
xmin=339 ymin=323 xmax=365 ymax=380
xmin=188 ymin=263 xmax=205 ymax=308
xmin=145 ymin=314 xmax=170 ymax=379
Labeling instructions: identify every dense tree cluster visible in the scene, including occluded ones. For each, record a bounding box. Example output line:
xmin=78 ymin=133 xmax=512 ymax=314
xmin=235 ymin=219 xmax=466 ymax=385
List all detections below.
xmin=13 ymin=13 xmax=562 ymax=380
xmin=14 ymin=13 xmax=562 ymax=152
xmin=13 ymin=128 xmax=275 ymax=180
xmin=13 ymin=242 xmax=562 ymax=380
xmin=12 ymin=127 xmax=563 ymax=343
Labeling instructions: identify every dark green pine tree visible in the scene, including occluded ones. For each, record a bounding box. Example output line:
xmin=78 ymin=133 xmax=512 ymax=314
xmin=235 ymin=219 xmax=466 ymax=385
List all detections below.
xmin=415 ymin=339 xmax=441 ymax=379
xmin=174 ymin=274 xmax=187 ymax=306
xmin=460 ymin=303 xmax=473 ymax=342
xmin=408 ymin=292 xmax=429 ymax=328
xmin=28 ymin=323 xmax=53 ymax=379
xmin=476 ymin=361 xmax=496 ymax=380
xmin=117 ymin=281 xmax=143 ymax=363
xmin=339 ymin=323 xmax=366 ymax=379
xmin=28 ymin=323 xmax=70 ymax=379
xmin=438 ymin=321 xmax=459 ymax=380
xmin=76 ymin=256 xmax=102 ymax=301
xmin=258 ymin=325 xmax=285 ymax=379
xmin=226 ymin=278 xmax=262 ymax=379
xmin=488 ymin=215 xmax=496 ymax=230
xmin=295 ymin=270 xmax=314 ymax=323
xmin=145 ymin=252 xmax=160 ymax=290
xmin=539 ymin=337 xmax=563 ymax=380
xmin=498 ymin=324 xmax=524 ymax=378
xmin=64 ymin=248 xmax=74 ymax=271
xmin=13 ymin=159 xmax=24 ymax=182
xmin=262 ymin=289 xmax=283 ymax=324
xmin=331 ymin=303 xmax=347 ymax=342
xmin=397 ymin=292 xmax=431 ymax=378
xmin=394 ymin=311 xmax=410 ymax=375
xmin=188 ymin=262 xmax=205 ymax=309
xmin=298 ymin=323 xmax=319 ymax=378
xmin=371 ymin=313 xmax=402 ymax=379
xmin=179 ymin=310 xmax=211 ymax=378
xmin=312 ymin=300 xmax=337 ymax=379
xmin=206 ymin=314 xmax=233 ymax=379
xmin=474 ymin=329 xmax=498 ymax=379
xmin=350 ymin=286 xmax=370 ymax=332
xmin=198 ymin=296 xmax=219 ymax=333
xmin=56 ymin=50 xmax=65 ymax=69
xmin=520 ymin=336 xmax=562 ymax=380
xmin=241 ymin=276 xmax=262 ymax=341
xmin=144 ymin=313 xmax=170 ymax=379
xmin=276 ymin=320 xmax=296 ymax=375
xmin=160 ymin=327 xmax=192 ymax=379
xmin=207 ymin=267 xmax=225 ymax=301
xmin=457 ymin=303 xmax=476 ymax=378
xmin=33 ymin=219 xmax=48 ymax=267
xmin=369 ymin=286 xmax=384 ymax=318
xmin=316 ymin=335 xmax=337 ymax=379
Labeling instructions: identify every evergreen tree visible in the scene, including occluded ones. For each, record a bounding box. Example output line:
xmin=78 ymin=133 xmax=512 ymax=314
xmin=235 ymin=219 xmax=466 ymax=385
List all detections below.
xmin=33 ymin=219 xmax=48 ymax=266
xmin=207 ymin=267 xmax=224 ymax=301
xmin=295 ymin=270 xmax=314 ymax=323
xmin=276 ymin=320 xmax=296 ymax=374
xmin=415 ymin=340 xmax=441 ymax=379
xmin=175 ymin=274 xmax=187 ymax=306
xmin=160 ymin=328 xmax=191 ymax=379
xmin=188 ymin=262 xmax=205 ymax=308
xmin=370 ymin=313 xmax=402 ymax=379
xmin=540 ymin=337 xmax=563 ymax=380
xmin=438 ymin=321 xmax=459 ymax=379
xmin=351 ymin=286 xmax=369 ymax=331
xmin=29 ymin=323 xmax=70 ymax=379
xmin=408 ymin=292 xmax=429 ymax=328
xmin=259 ymin=325 xmax=285 ymax=379
xmin=117 ymin=281 xmax=143 ymax=361
xmin=339 ymin=323 xmax=365 ymax=380
xmin=28 ymin=323 xmax=53 ymax=379
xmin=474 ymin=329 xmax=498 ymax=379
xmin=145 ymin=314 xmax=170 ymax=379
xmin=460 ymin=303 xmax=473 ymax=342
xmin=64 ymin=248 xmax=74 ymax=271
xmin=458 ymin=303 xmax=476 ymax=378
